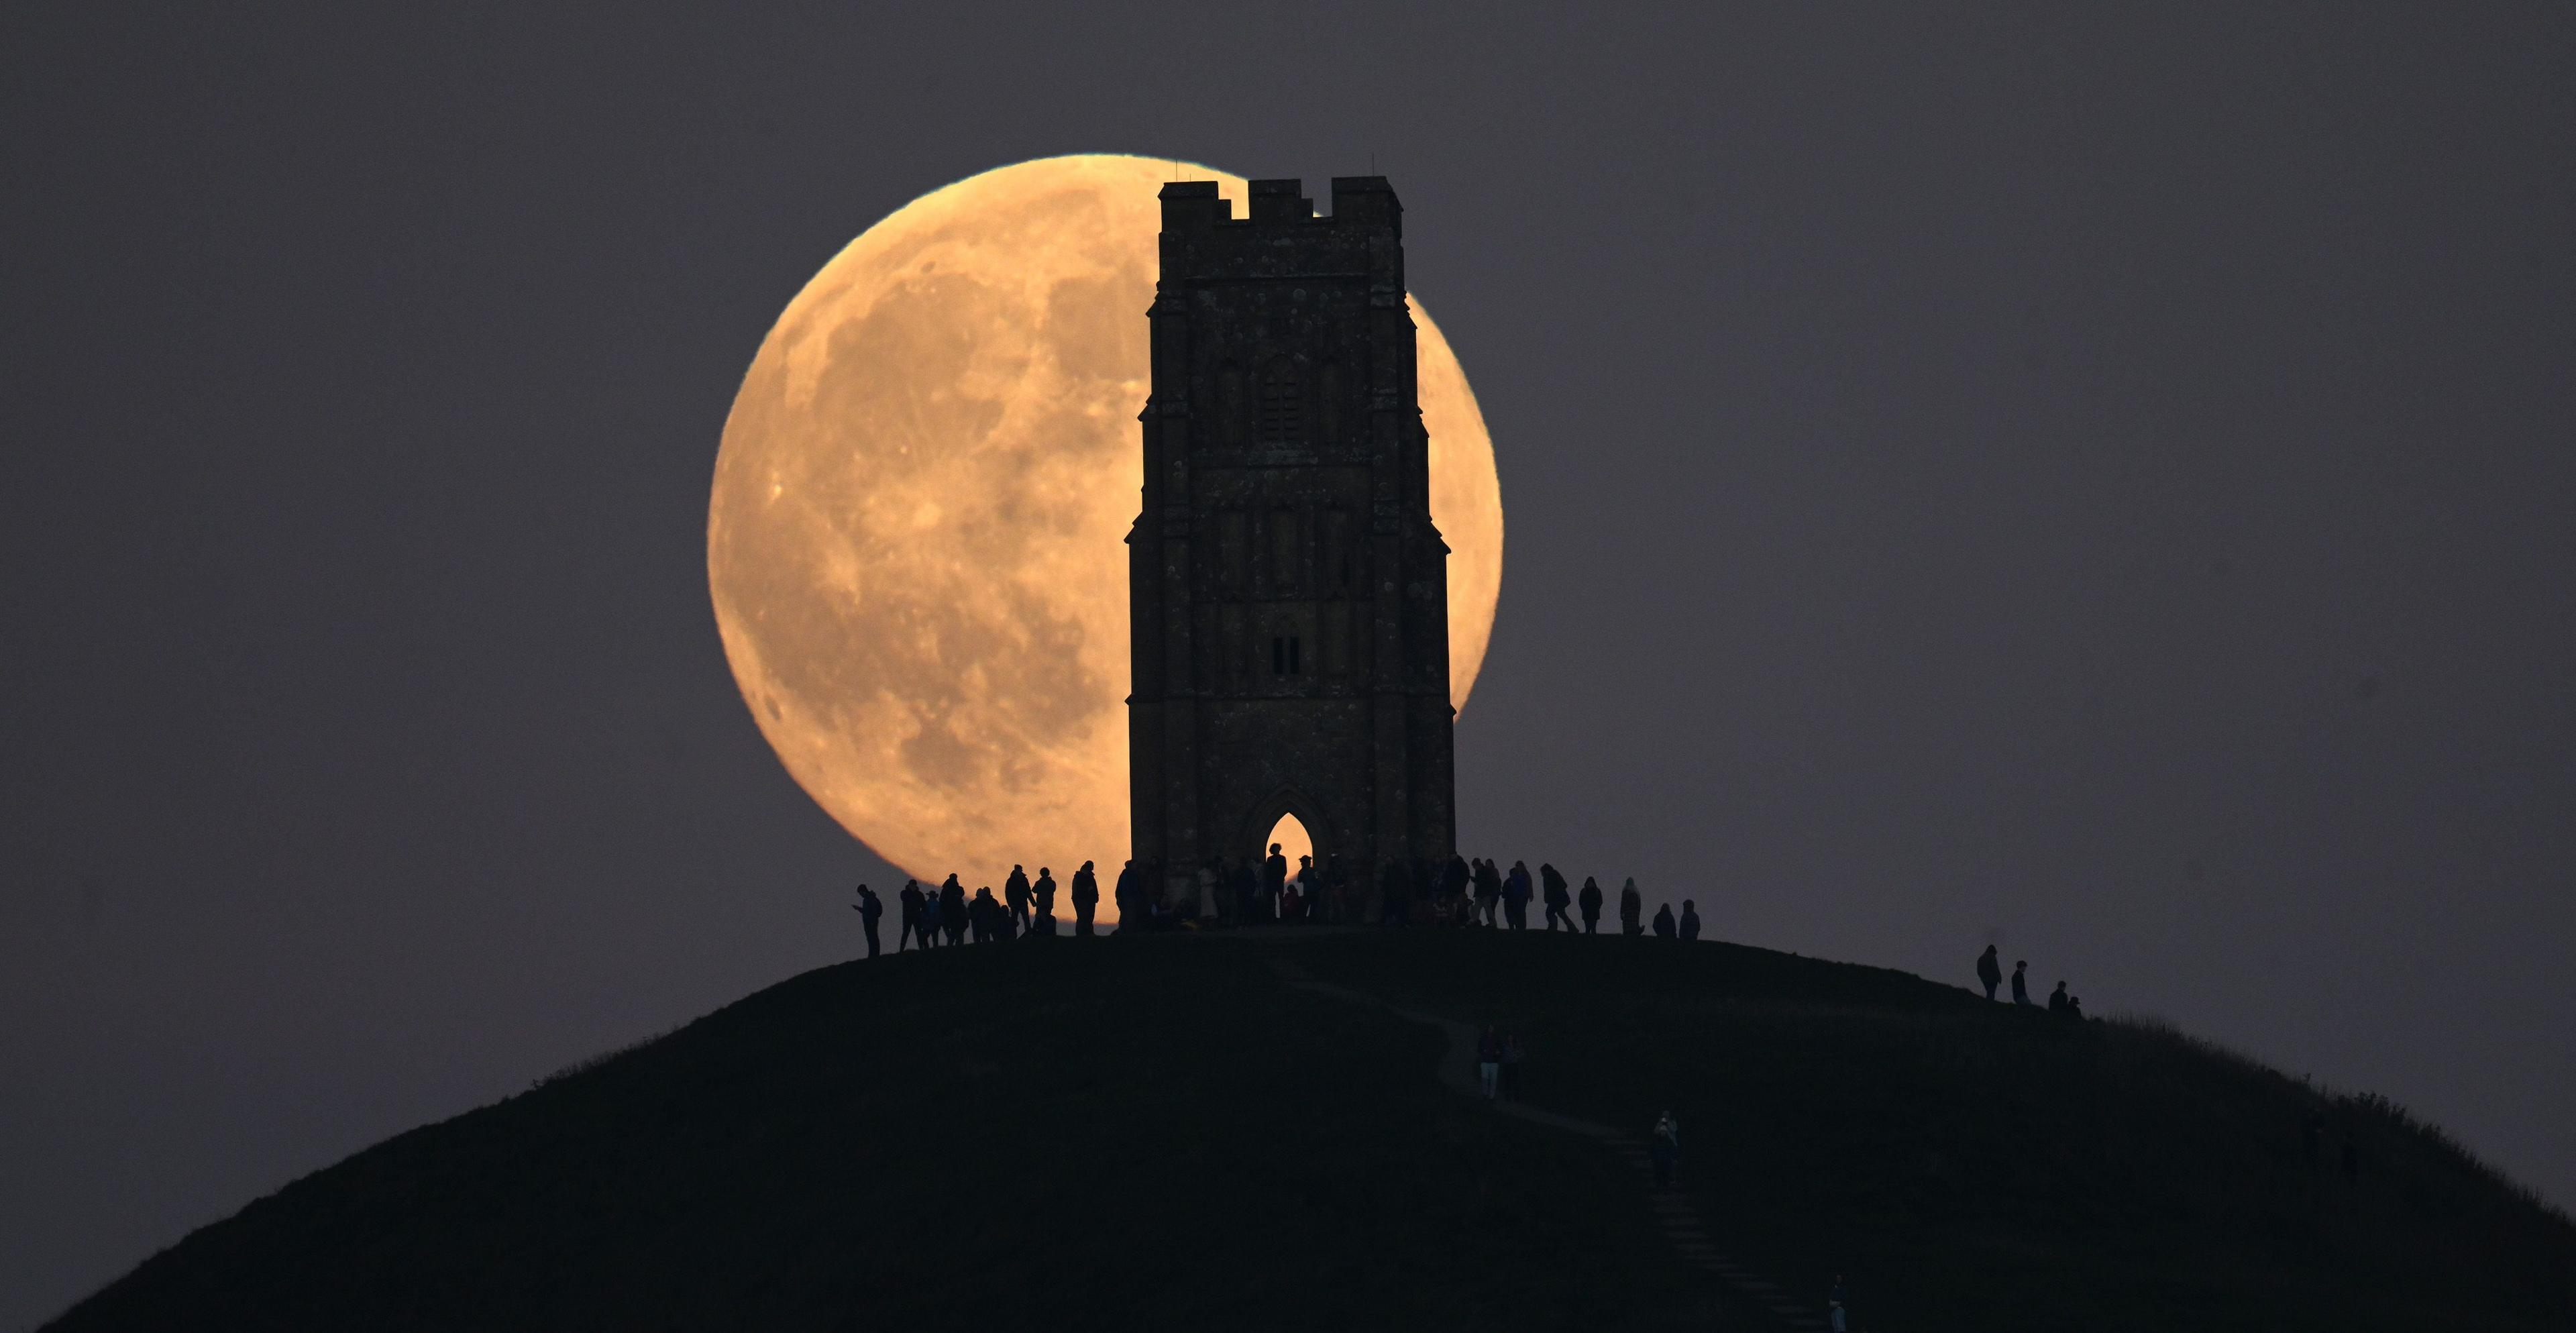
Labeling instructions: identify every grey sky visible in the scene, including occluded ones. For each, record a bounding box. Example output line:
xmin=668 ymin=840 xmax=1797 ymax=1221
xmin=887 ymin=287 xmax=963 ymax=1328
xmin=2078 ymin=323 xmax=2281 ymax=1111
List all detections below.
xmin=4 ymin=4 xmax=2571 ymax=1327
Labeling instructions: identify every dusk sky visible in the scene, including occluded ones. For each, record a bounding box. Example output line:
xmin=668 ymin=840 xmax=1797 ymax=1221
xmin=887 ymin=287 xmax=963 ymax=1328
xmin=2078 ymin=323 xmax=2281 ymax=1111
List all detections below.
xmin=5 ymin=5 xmax=2571 ymax=1328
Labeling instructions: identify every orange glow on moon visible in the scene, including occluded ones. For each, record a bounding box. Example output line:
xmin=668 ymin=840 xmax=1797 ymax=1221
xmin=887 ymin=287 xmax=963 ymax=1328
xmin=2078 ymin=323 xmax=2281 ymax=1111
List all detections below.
xmin=708 ymin=155 xmax=1503 ymax=897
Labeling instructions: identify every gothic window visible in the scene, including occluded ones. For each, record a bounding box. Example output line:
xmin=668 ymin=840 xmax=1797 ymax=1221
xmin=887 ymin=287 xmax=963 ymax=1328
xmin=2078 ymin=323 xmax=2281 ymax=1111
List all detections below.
xmin=1219 ymin=509 xmax=1248 ymax=596
xmin=1324 ymin=508 xmax=1353 ymax=594
xmin=1270 ymin=504 xmax=1300 ymax=594
xmin=1218 ymin=362 xmax=1246 ymax=445
xmin=1258 ymin=356 xmax=1300 ymax=443
xmin=1320 ymin=360 xmax=1343 ymax=446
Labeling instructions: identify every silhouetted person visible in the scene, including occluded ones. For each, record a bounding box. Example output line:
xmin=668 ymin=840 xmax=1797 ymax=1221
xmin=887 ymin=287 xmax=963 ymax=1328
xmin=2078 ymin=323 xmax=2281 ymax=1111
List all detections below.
xmin=1477 ymin=1025 xmax=1503 ymax=1100
xmin=1288 ymin=854 xmax=1313 ymax=921
xmin=918 ymin=885 xmax=943 ymax=949
xmin=1829 ymin=1275 xmax=1848 ymax=1333
xmin=1652 ymin=903 xmax=1677 ymax=939
xmin=2047 ymin=980 xmax=2068 ymax=1014
xmin=969 ymin=887 xmax=998 ymax=943
xmin=1678 ymin=899 xmax=1701 ymax=941
xmin=1071 ymin=861 xmax=1098 ymax=936
xmin=1195 ymin=858 xmax=1219 ymax=919
xmin=853 ymin=884 xmax=883 ymax=958
xmin=1578 ymin=876 xmax=1603 ymax=934
xmin=1977 ymin=944 xmax=2002 ymax=1000
xmin=1474 ymin=858 xmax=1502 ymax=926
xmin=1323 ymin=853 xmax=1349 ymax=924
xmin=1004 ymin=865 xmax=1032 ymax=932
xmin=1541 ymin=863 xmax=1572 ymax=931
xmin=1504 ymin=861 xmax=1532 ymax=930
xmin=2010 ymin=960 xmax=2031 ymax=1004
xmin=940 ymin=875 xmax=968 ymax=947
xmin=2066 ymin=993 xmax=2084 ymax=1019
xmin=1033 ymin=867 xmax=1057 ymax=920
xmin=1114 ymin=858 xmax=1140 ymax=926
xmin=1620 ymin=878 xmax=1644 ymax=936
xmin=1261 ymin=843 xmax=1287 ymax=924
xmin=1446 ymin=853 xmax=1471 ymax=922
xmin=897 ymin=879 xmax=926 ymax=951
xmin=1650 ymin=1110 xmax=1680 ymax=1189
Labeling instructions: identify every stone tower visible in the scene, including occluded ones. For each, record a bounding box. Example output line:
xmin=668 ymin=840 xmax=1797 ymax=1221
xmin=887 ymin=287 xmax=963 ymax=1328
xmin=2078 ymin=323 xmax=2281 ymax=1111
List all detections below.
xmin=1128 ymin=176 xmax=1456 ymax=909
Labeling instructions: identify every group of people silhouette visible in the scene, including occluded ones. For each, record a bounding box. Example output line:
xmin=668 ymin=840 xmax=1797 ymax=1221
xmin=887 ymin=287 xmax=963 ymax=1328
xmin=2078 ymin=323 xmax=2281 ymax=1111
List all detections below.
xmin=848 ymin=847 xmax=1725 ymax=953
xmin=1975 ymin=943 xmax=2088 ymax=1018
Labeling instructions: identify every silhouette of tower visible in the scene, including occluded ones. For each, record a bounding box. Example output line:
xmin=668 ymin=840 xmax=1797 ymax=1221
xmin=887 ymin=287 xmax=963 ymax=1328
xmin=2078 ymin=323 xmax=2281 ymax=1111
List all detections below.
xmin=1128 ymin=176 xmax=1457 ymax=909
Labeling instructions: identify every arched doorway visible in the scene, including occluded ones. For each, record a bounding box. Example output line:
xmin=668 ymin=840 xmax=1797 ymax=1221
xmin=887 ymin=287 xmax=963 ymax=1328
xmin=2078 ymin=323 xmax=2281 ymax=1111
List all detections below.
xmin=1263 ymin=810 xmax=1313 ymax=885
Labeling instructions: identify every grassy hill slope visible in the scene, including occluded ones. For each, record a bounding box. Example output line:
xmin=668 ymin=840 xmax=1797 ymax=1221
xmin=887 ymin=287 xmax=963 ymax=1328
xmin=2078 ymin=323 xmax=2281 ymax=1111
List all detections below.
xmin=46 ymin=928 xmax=2576 ymax=1332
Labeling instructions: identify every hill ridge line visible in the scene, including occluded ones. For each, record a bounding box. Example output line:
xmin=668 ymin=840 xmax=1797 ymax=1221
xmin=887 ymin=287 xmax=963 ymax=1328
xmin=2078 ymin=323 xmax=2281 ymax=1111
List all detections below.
xmin=1267 ymin=957 xmax=1835 ymax=1331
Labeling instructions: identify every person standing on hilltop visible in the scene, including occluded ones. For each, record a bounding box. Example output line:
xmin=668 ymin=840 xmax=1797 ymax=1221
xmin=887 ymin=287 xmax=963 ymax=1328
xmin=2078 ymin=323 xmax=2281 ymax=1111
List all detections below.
xmin=1650 ymin=1110 xmax=1680 ymax=1189
xmin=1541 ymin=863 xmax=1573 ymax=931
xmin=2011 ymin=959 xmax=2031 ymax=1004
xmin=1503 ymin=861 xmax=1533 ymax=930
xmin=1652 ymin=902 xmax=1678 ymax=939
xmin=1032 ymin=866 xmax=1057 ymax=922
xmin=1071 ymin=861 xmax=1099 ymax=936
xmin=1473 ymin=858 xmax=1503 ymax=926
xmin=1004 ymin=865 xmax=1032 ymax=934
xmin=2048 ymin=980 xmax=2070 ymax=1014
xmin=1978 ymin=944 xmax=2004 ymax=1000
xmin=1113 ymin=859 xmax=1140 ymax=926
xmin=918 ymin=884 xmax=942 ymax=949
xmin=1678 ymin=899 xmax=1701 ymax=941
xmin=1262 ymin=843 xmax=1289 ymax=925
xmin=852 ymin=884 xmax=883 ymax=959
xmin=1620 ymin=878 xmax=1644 ymax=936
xmin=897 ymin=879 xmax=926 ymax=952
xmin=1446 ymin=853 xmax=1472 ymax=924
xmin=1578 ymin=876 xmax=1603 ymax=935
xmin=938 ymin=875 xmax=968 ymax=947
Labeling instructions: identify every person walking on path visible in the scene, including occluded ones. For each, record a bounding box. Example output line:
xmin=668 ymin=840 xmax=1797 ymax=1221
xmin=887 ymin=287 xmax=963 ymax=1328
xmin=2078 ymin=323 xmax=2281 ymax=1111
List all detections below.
xmin=1578 ymin=876 xmax=1603 ymax=934
xmin=1503 ymin=861 xmax=1533 ymax=930
xmin=896 ymin=879 xmax=926 ymax=952
xmin=2011 ymin=959 xmax=2031 ymax=1004
xmin=1473 ymin=859 xmax=1502 ymax=926
xmin=1032 ymin=867 xmax=1057 ymax=922
xmin=1541 ymin=863 xmax=1573 ymax=931
xmin=1477 ymin=1026 xmax=1504 ymax=1100
xmin=1071 ymin=861 xmax=1099 ymax=936
xmin=938 ymin=875 xmax=968 ymax=947
xmin=1652 ymin=902 xmax=1678 ymax=939
xmin=1829 ymin=1275 xmax=1849 ymax=1333
xmin=1678 ymin=899 xmax=1701 ymax=941
xmin=1978 ymin=944 xmax=2003 ymax=1000
xmin=853 ymin=884 xmax=883 ymax=958
xmin=1004 ymin=865 xmax=1032 ymax=933
xmin=1619 ymin=879 xmax=1644 ymax=936
xmin=1650 ymin=1110 xmax=1680 ymax=1189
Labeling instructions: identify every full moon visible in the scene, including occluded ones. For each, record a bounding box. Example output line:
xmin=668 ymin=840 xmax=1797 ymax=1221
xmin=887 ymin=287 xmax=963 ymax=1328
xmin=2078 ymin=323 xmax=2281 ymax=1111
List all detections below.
xmin=709 ymin=155 xmax=1503 ymax=898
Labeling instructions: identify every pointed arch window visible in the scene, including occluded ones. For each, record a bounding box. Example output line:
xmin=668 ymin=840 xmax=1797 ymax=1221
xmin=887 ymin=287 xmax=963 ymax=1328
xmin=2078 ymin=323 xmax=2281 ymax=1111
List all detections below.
xmin=1258 ymin=356 xmax=1301 ymax=444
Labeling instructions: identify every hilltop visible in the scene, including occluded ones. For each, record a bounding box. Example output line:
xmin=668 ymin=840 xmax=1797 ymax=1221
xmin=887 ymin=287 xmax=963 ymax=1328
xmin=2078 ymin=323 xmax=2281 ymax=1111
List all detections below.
xmin=45 ymin=928 xmax=2576 ymax=1332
